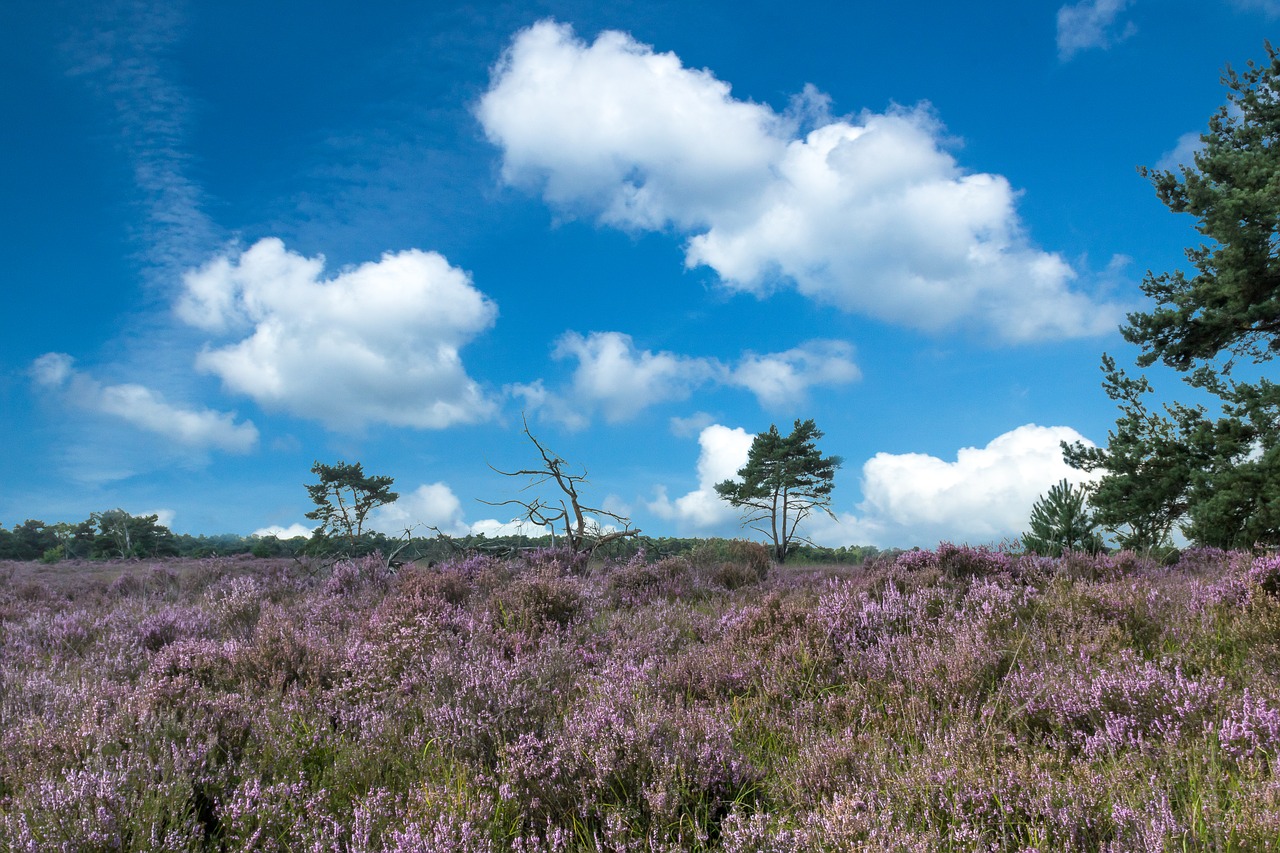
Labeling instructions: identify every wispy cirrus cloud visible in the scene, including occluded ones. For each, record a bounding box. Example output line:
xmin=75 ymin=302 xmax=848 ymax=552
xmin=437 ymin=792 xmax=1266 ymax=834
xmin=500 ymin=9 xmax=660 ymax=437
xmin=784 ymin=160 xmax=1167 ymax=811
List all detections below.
xmin=1056 ymin=0 xmax=1136 ymax=60
xmin=1231 ymin=0 xmax=1280 ymax=16
xmin=478 ymin=20 xmax=1124 ymax=343
xmin=30 ymin=352 xmax=258 ymax=454
xmin=63 ymin=0 xmax=220 ymax=286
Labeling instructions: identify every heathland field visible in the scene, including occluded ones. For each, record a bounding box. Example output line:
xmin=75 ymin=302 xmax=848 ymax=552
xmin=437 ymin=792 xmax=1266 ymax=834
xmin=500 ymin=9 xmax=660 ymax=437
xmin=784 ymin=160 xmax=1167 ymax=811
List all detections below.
xmin=2 ymin=545 xmax=1280 ymax=851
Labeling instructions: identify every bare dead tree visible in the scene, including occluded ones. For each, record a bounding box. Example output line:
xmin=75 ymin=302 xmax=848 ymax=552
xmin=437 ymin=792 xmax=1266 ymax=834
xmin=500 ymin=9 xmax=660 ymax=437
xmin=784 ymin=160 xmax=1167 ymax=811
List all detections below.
xmin=483 ymin=416 xmax=640 ymax=554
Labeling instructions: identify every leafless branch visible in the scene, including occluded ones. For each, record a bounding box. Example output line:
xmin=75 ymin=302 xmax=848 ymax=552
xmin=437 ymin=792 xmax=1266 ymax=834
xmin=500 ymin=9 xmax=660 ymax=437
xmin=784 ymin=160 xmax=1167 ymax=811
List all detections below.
xmin=483 ymin=414 xmax=640 ymax=553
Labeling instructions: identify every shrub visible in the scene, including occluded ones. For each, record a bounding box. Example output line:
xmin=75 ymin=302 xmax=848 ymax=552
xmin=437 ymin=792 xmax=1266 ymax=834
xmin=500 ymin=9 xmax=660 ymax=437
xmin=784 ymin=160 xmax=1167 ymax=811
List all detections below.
xmin=392 ymin=563 xmax=474 ymax=606
xmin=727 ymin=539 xmax=771 ymax=578
xmin=604 ymin=552 xmax=692 ymax=606
xmin=107 ymin=572 xmax=144 ymax=598
xmin=490 ymin=567 xmax=584 ymax=633
xmin=934 ymin=542 xmax=1013 ymax=579
xmin=323 ymin=554 xmax=392 ymax=597
xmin=713 ymin=560 xmax=763 ymax=590
xmin=207 ymin=575 xmax=263 ymax=638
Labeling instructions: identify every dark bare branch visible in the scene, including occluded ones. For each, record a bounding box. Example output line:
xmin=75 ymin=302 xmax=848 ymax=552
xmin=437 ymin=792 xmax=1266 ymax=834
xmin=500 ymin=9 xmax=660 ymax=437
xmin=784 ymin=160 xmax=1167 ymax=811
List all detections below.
xmin=484 ymin=414 xmax=640 ymax=553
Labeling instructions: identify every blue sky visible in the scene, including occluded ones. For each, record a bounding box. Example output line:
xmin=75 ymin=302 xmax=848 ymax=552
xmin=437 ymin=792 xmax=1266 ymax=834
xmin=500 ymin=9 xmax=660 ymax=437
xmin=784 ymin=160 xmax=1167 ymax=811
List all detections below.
xmin=1 ymin=0 xmax=1272 ymax=548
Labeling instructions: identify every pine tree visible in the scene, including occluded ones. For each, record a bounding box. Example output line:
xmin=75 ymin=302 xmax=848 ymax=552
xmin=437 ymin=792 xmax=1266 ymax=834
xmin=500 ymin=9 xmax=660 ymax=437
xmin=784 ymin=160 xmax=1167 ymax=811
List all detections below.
xmin=1022 ymin=479 xmax=1104 ymax=557
xmin=715 ymin=419 xmax=842 ymax=562
xmin=1069 ymin=43 xmax=1280 ymax=548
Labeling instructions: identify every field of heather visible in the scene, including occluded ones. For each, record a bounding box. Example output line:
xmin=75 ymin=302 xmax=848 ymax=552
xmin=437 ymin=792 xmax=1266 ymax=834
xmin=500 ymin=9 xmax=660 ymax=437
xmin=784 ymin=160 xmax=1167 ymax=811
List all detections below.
xmin=2 ymin=545 xmax=1280 ymax=851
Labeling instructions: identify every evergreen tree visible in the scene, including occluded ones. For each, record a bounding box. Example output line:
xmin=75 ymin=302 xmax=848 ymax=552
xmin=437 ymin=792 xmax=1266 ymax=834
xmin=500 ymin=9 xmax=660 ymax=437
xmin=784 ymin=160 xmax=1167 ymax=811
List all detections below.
xmin=305 ymin=461 xmax=399 ymax=551
xmin=1022 ymin=479 xmax=1104 ymax=557
xmin=715 ymin=419 xmax=842 ymax=562
xmin=1070 ymin=43 xmax=1280 ymax=548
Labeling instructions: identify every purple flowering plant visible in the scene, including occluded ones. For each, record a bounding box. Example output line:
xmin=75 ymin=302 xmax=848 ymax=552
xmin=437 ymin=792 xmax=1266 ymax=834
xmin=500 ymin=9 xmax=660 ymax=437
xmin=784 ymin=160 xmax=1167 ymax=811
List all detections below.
xmin=1 ymin=545 xmax=1279 ymax=850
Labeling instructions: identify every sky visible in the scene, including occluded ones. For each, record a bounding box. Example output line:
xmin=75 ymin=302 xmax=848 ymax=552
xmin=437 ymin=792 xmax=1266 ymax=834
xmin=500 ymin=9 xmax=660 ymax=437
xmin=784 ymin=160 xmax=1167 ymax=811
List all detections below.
xmin=1 ymin=0 xmax=1273 ymax=549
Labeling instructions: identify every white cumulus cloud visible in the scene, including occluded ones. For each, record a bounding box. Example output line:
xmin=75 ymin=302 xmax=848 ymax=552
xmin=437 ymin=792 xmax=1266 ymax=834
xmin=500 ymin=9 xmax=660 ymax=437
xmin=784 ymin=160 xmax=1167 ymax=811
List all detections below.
xmin=253 ymin=523 xmax=314 ymax=540
xmin=549 ymin=331 xmax=721 ymax=423
xmin=518 ymin=331 xmax=860 ymax=427
xmin=728 ymin=341 xmax=861 ymax=408
xmin=479 ymin=20 xmax=1123 ymax=342
xmin=179 ymin=238 xmax=498 ymax=431
xmin=30 ymin=353 xmax=258 ymax=454
xmin=649 ymin=423 xmax=753 ymax=532
xmin=370 ymin=482 xmax=471 ymax=537
xmin=830 ymin=424 xmax=1099 ymax=548
xmin=1056 ymin=0 xmax=1136 ymax=61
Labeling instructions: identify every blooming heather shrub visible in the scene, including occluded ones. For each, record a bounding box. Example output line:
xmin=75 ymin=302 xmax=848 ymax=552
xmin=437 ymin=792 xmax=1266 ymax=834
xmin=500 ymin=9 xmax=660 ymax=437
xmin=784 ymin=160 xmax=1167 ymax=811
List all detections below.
xmin=1218 ymin=689 xmax=1280 ymax=763
xmin=7 ymin=548 xmax=1280 ymax=851
xmin=393 ymin=562 xmax=475 ymax=606
xmin=20 ymin=607 xmax=106 ymax=657
xmin=1003 ymin=650 xmax=1226 ymax=753
xmin=206 ymin=574 xmax=263 ymax=637
xmin=1181 ymin=549 xmax=1273 ymax=614
xmin=2 ymin=760 xmax=204 ymax=851
xmin=414 ymin=627 xmax=585 ymax=770
xmin=1248 ymin=552 xmax=1280 ymax=597
xmin=219 ymin=773 xmax=331 ymax=851
xmin=14 ymin=578 xmax=54 ymax=604
xmin=815 ymin=577 xmax=935 ymax=654
xmin=605 ymin=552 xmax=693 ymax=606
xmin=934 ymin=542 xmax=1015 ymax=579
xmin=324 ymin=554 xmax=392 ymax=598
xmin=711 ymin=560 xmax=764 ymax=591
xmin=177 ymin=557 xmax=231 ymax=594
xmin=689 ymin=539 xmax=734 ymax=571
xmin=1056 ymin=548 xmax=1158 ymax=582
xmin=108 ymin=571 xmax=144 ymax=598
xmin=519 ymin=545 xmax=590 ymax=577
xmin=893 ymin=547 xmax=939 ymax=573
xmin=144 ymin=564 xmax=182 ymax=598
xmin=726 ymin=539 xmax=770 ymax=579
xmin=488 ymin=566 xmax=585 ymax=634
xmin=239 ymin=602 xmax=342 ymax=693
xmin=499 ymin=675 xmax=763 ymax=841
xmin=137 ymin=605 xmax=214 ymax=652
xmin=659 ymin=634 xmax=759 ymax=702
xmin=446 ymin=552 xmax=517 ymax=600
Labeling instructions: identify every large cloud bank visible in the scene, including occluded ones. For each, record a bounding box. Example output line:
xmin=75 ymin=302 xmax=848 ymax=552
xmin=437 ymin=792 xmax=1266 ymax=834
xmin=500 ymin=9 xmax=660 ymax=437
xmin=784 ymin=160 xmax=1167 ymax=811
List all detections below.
xmin=478 ymin=21 xmax=1122 ymax=342
xmin=652 ymin=422 xmax=1098 ymax=547
xmin=179 ymin=238 xmax=498 ymax=431
xmin=838 ymin=424 xmax=1099 ymax=547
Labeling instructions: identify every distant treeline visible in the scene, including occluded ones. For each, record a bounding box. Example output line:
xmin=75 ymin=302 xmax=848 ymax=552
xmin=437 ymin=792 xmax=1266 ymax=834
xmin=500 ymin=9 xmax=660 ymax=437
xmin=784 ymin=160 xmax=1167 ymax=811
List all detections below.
xmin=0 ymin=513 xmax=889 ymax=565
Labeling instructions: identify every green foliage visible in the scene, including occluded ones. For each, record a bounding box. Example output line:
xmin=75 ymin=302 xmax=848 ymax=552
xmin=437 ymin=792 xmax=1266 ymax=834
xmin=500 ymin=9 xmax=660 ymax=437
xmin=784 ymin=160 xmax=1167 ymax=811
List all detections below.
xmin=1063 ymin=357 xmax=1199 ymax=553
xmin=90 ymin=509 xmax=178 ymax=559
xmin=1072 ymin=44 xmax=1280 ymax=549
xmin=715 ymin=419 xmax=842 ymax=562
xmin=304 ymin=460 xmax=398 ymax=551
xmin=1021 ymin=479 xmax=1104 ymax=557
xmin=0 ymin=520 xmax=59 ymax=560
xmin=1126 ymin=43 xmax=1280 ymax=373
